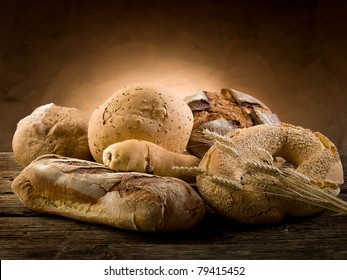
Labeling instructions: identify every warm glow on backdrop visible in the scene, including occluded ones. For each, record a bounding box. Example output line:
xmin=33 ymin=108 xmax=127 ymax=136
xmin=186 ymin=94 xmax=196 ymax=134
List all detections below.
xmin=1 ymin=0 xmax=347 ymax=154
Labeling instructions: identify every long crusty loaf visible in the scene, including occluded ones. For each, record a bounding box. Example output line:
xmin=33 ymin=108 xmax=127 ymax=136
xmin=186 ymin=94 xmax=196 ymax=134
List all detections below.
xmin=11 ymin=154 xmax=205 ymax=232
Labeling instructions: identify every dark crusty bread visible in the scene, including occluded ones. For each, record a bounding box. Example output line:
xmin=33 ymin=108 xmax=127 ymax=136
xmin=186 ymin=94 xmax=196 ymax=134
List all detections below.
xmin=185 ymin=88 xmax=280 ymax=157
xmin=11 ymin=154 xmax=205 ymax=232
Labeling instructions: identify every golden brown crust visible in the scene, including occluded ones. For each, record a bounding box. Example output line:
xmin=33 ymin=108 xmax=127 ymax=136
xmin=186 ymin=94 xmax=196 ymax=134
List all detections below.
xmin=11 ymin=154 xmax=206 ymax=232
xmin=88 ymin=84 xmax=194 ymax=163
xmin=196 ymin=123 xmax=344 ymax=224
xmin=12 ymin=103 xmax=92 ymax=166
xmin=103 ymin=139 xmax=200 ymax=182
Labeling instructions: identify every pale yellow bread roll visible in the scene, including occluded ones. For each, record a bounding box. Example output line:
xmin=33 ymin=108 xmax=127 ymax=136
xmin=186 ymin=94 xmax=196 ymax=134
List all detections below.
xmin=196 ymin=123 xmax=344 ymax=224
xmin=12 ymin=154 xmax=205 ymax=232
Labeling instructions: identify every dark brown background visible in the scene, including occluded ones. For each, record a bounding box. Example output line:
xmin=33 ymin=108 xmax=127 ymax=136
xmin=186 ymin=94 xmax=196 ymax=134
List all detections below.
xmin=1 ymin=0 xmax=347 ymax=154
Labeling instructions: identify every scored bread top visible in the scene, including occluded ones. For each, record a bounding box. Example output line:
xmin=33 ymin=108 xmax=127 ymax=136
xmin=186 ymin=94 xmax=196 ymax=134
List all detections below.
xmin=88 ymin=83 xmax=194 ymax=163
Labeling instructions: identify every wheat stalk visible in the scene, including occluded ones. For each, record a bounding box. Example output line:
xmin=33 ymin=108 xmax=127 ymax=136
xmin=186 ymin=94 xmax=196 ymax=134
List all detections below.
xmin=172 ymin=166 xmax=204 ymax=176
xmin=202 ymin=129 xmax=234 ymax=146
xmin=242 ymin=173 xmax=304 ymax=200
xmin=176 ymin=130 xmax=347 ymax=215
xmin=202 ymin=129 xmax=242 ymax=159
xmin=214 ymin=141 xmax=241 ymax=159
xmin=280 ymin=169 xmax=347 ymax=214
xmin=246 ymin=160 xmax=282 ymax=176
xmin=243 ymin=161 xmax=347 ymax=214
xmin=206 ymin=173 xmax=243 ymax=191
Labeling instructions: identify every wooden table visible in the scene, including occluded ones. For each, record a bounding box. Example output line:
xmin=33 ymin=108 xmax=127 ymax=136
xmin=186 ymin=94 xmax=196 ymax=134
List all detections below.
xmin=1 ymin=152 xmax=347 ymax=260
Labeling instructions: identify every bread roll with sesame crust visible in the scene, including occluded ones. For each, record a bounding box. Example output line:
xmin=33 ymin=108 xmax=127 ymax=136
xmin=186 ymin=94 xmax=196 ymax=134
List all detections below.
xmin=88 ymin=84 xmax=194 ymax=163
xmin=196 ymin=123 xmax=344 ymax=224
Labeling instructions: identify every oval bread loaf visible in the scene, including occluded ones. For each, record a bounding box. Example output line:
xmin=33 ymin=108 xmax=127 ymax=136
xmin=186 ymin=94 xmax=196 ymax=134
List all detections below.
xmin=11 ymin=154 xmax=206 ymax=232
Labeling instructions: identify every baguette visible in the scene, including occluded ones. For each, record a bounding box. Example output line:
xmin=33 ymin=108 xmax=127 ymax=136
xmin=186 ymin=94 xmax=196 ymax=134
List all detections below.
xmin=11 ymin=154 xmax=205 ymax=232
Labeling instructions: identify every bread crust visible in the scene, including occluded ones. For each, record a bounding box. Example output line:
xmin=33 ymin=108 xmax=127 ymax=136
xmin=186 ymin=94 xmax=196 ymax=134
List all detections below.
xmin=185 ymin=89 xmax=280 ymax=157
xmin=103 ymin=139 xmax=200 ymax=182
xmin=12 ymin=103 xmax=92 ymax=166
xmin=88 ymin=84 xmax=194 ymax=163
xmin=197 ymin=123 xmax=344 ymax=224
xmin=12 ymin=154 xmax=205 ymax=232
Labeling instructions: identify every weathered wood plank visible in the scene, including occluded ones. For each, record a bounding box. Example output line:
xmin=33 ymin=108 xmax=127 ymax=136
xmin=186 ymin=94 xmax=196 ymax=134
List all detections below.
xmin=1 ymin=152 xmax=347 ymax=260
xmin=0 ymin=152 xmax=23 ymax=171
xmin=1 ymin=211 xmax=346 ymax=259
xmin=0 ymin=194 xmax=40 ymax=216
xmin=0 ymin=152 xmax=22 ymax=196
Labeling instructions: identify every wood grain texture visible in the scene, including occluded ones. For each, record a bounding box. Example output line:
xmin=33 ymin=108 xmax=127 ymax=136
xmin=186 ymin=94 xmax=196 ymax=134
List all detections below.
xmin=1 ymin=152 xmax=347 ymax=260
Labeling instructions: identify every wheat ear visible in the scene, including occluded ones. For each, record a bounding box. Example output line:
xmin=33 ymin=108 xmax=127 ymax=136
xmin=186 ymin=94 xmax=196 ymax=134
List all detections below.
xmin=172 ymin=166 xmax=204 ymax=176
xmin=280 ymin=168 xmax=347 ymax=214
xmin=206 ymin=173 xmax=243 ymax=191
xmin=244 ymin=160 xmax=347 ymax=215
xmin=202 ymin=129 xmax=234 ymax=146
xmin=202 ymin=129 xmax=241 ymax=158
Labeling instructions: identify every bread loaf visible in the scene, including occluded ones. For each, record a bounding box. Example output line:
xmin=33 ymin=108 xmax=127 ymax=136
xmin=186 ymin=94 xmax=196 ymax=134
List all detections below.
xmin=185 ymin=88 xmax=280 ymax=157
xmin=88 ymin=84 xmax=194 ymax=163
xmin=196 ymin=124 xmax=344 ymax=224
xmin=12 ymin=103 xmax=92 ymax=166
xmin=11 ymin=154 xmax=205 ymax=232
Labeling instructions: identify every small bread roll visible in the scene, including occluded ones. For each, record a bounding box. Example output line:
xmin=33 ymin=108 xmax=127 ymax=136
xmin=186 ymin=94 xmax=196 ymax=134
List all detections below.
xmin=11 ymin=154 xmax=205 ymax=232
xmin=88 ymin=83 xmax=194 ymax=163
xmin=12 ymin=103 xmax=92 ymax=166
xmin=103 ymin=139 xmax=200 ymax=182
